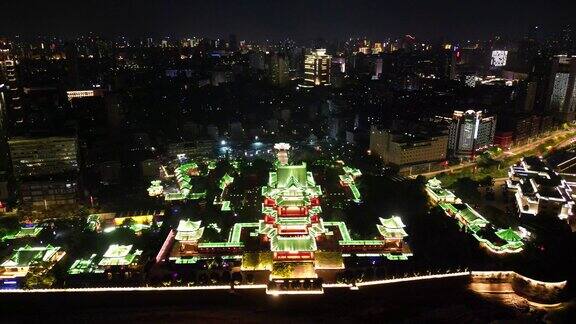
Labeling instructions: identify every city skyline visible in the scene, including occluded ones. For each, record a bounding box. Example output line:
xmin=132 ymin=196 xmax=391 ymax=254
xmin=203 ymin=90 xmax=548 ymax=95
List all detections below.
xmin=1 ymin=0 xmax=575 ymax=41
xmin=1 ymin=2 xmax=576 ymax=321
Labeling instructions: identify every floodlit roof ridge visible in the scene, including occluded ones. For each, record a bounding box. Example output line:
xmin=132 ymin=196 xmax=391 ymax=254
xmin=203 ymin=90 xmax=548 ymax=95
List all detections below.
xmin=177 ymin=219 xmax=202 ymax=232
xmin=379 ymin=216 xmax=406 ymax=229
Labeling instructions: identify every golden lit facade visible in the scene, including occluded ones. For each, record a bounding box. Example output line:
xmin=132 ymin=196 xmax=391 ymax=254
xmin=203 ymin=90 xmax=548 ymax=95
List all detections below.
xmin=301 ymin=49 xmax=331 ymax=88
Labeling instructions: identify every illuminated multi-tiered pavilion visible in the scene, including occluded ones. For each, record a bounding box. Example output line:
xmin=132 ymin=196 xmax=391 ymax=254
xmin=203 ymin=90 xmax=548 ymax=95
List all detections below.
xmin=259 ymin=160 xmax=326 ymax=261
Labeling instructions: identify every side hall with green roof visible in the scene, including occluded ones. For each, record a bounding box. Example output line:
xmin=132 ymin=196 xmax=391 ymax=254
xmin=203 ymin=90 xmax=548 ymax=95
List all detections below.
xmin=480 ymin=228 xmax=524 ymax=253
xmin=439 ymin=202 xmax=490 ymax=233
xmin=98 ymin=244 xmax=143 ymax=267
xmin=1 ymin=245 xmax=65 ymax=280
xmin=214 ymin=173 xmax=234 ymax=211
xmin=324 ymin=217 xmax=412 ymax=259
xmin=69 ymin=245 xmax=145 ymax=276
xmin=68 ymin=254 xmax=102 ymax=275
xmin=432 ymin=179 xmax=525 ymax=254
xmin=1 ymin=225 xmax=43 ymax=241
xmin=426 ymin=178 xmax=457 ymax=203
xmin=219 ymin=173 xmax=234 ymax=190
xmin=339 ymin=165 xmax=362 ymax=202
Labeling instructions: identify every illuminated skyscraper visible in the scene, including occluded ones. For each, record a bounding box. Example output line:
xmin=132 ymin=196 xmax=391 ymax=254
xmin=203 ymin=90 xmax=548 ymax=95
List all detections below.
xmin=0 ymin=83 xmax=11 ymax=202
xmin=373 ymin=58 xmax=383 ymax=79
xmin=0 ymin=84 xmax=9 ymax=171
xmin=448 ymin=110 xmax=496 ymax=158
xmin=0 ymin=54 xmax=23 ymax=133
xmin=0 ymin=85 xmax=6 ymax=134
xmin=228 ymin=34 xmax=238 ymax=51
xmin=547 ymin=55 xmax=576 ymax=121
xmin=269 ymin=53 xmax=290 ymax=86
xmin=300 ymin=49 xmax=331 ymax=88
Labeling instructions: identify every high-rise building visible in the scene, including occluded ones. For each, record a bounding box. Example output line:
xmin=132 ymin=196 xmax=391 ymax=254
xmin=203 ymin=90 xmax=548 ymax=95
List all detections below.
xmin=332 ymin=57 xmax=346 ymax=73
xmin=269 ymin=53 xmax=290 ymax=86
xmin=370 ymin=126 xmax=448 ymax=168
xmin=0 ymin=56 xmax=23 ymax=134
xmin=19 ymin=179 xmax=78 ymax=209
xmin=372 ymin=42 xmax=383 ymax=54
xmin=0 ymin=85 xmax=9 ymax=167
xmin=228 ymin=34 xmax=238 ymax=51
xmin=559 ymin=25 xmax=574 ymax=54
xmin=547 ymin=55 xmax=576 ymax=121
xmin=0 ymin=85 xmax=7 ymax=139
xmin=8 ymin=136 xmax=78 ymax=178
xmin=513 ymin=114 xmax=541 ymax=142
xmin=8 ymin=136 xmax=79 ymax=210
xmin=373 ymin=58 xmax=383 ymax=80
xmin=300 ymin=49 xmax=331 ymax=88
xmin=524 ymin=81 xmax=537 ymax=112
xmin=249 ymin=51 xmax=266 ymax=71
xmin=448 ymin=110 xmax=497 ymax=158
xmin=0 ymin=85 xmax=11 ymax=201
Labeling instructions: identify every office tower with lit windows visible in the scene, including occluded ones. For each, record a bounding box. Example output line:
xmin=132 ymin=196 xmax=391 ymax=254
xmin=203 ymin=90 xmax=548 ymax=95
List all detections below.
xmin=228 ymin=34 xmax=238 ymax=51
xmin=8 ymin=136 xmax=78 ymax=178
xmin=0 ymin=85 xmax=10 ymax=201
xmin=0 ymin=55 xmax=23 ymax=134
xmin=369 ymin=126 xmax=448 ymax=168
xmin=0 ymin=85 xmax=6 ymax=136
xmin=300 ymin=49 xmax=331 ymax=88
xmin=448 ymin=110 xmax=497 ymax=158
xmin=547 ymin=55 xmax=576 ymax=121
xmin=269 ymin=53 xmax=290 ymax=86
xmin=0 ymin=46 xmax=13 ymax=184
xmin=8 ymin=136 xmax=79 ymax=209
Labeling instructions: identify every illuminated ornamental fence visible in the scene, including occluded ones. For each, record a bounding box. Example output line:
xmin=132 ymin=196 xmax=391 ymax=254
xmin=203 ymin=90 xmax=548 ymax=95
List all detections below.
xmin=507 ymin=156 xmax=576 ymax=231
xmin=0 ymin=271 xmax=567 ymax=300
xmin=153 ymin=143 xmax=411 ymax=294
xmin=425 ymin=178 xmax=526 ymax=254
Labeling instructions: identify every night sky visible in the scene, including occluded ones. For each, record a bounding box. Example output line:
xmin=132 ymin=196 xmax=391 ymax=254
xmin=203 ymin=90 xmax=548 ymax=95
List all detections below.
xmin=1 ymin=0 xmax=574 ymax=41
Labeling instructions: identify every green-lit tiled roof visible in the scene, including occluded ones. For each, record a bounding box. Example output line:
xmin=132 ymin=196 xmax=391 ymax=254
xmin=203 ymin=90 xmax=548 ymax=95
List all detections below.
xmin=219 ymin=174 xmax=234 ymax=190
xmin=495 ymin=228 xmax=522 ymax=242
xmin=1 ymin=245 xmax=60 ymax=268
xmin=379 ymin=216 xmax=406 ymax=229
xmin=99 ymin=245 xmax=142 ymax=266
xmin=276 ymin=164 xmax=308 ymax=188
xmin=176 ymin=220 xmax=204 ymax=241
